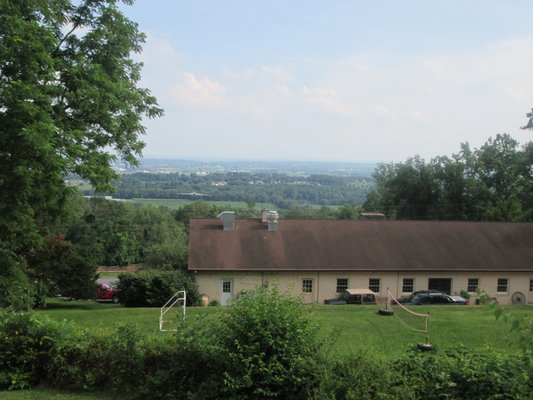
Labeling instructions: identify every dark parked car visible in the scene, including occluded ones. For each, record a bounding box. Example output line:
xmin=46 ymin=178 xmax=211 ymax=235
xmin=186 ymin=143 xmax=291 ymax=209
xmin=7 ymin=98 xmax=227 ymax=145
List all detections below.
xmin=398 ymin=289 xmax=442 ymax=304
xmin=324 ymin=289 xmax=377 ymax=305
xmin=324 ymin=298 xmax=347 ymax=305
xmin=410 ymin=292 xmax=467 ymax=305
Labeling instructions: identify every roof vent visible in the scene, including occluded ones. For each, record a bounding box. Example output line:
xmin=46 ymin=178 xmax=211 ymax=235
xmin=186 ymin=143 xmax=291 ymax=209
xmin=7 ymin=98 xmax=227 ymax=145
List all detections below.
xmin=359 ymin=212 xmax=385 ymax=220
xmin=217 ymin=211 xmax=235 ymax=231
xmin=266 ymin=211 xmax=279 ymax=232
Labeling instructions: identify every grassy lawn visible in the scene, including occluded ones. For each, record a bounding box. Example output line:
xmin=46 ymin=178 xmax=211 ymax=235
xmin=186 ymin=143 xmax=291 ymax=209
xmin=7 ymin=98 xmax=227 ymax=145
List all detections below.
xmin=4 ymin=300 xmax=531 ymax=398
xmin=96 ymin=272 xmax=120 ymax=278
xmin=0 ymin=388 xmax=112 ymax=400
xmin=310 ymin=304 xmax=531 ymax=359
xmin=37 ymin=298 xmax=532 ymax=360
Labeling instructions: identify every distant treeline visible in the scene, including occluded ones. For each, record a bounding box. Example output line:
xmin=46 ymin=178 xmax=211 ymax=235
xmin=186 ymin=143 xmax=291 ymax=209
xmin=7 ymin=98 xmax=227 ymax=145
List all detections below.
xmin=88 ymin=172 xmax=375 ymax=208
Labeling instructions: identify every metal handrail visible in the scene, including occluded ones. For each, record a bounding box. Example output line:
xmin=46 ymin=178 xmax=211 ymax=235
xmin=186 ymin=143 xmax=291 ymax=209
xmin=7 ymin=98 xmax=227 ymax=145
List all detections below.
xmin=159 ymin=290 xmax=186 ymax=332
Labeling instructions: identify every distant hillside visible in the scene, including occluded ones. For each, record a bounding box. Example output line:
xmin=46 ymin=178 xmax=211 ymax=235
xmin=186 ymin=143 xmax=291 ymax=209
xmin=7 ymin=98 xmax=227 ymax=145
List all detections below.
xmin=88 ymin=165 xmax=376 ymax=209
xmin=114 ymin=158 xmax=377 ymax=178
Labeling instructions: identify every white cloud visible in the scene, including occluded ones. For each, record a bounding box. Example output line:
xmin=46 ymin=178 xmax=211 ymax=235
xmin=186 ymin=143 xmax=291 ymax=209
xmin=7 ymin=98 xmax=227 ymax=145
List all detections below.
xmin=172 ymin=72 xmax=228 ymax=108
xmin=302 ymin=86 xmax=366 ymax=118
xmin=259 ymin=66 xmax=292 ymax=81
xmin=138 ymin=34 xmax=533 ymax=162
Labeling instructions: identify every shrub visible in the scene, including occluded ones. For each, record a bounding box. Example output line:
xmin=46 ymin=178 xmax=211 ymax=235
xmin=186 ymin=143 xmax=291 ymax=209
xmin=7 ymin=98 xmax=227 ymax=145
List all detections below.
xmin=50 ymin=324 xmax=145 ymax=395
xmin=218 ymin=288 xmax=321 ymax=399
xmin=117 ymin=269 xmax=199 ymax=307
xmin=312 ymin=353 xmax=391 ymax=400
xmin=0 ymin=250 xmax=34 ymax=311
xmin=108 ymin=325 xmax=145 ymax=396
xmin=390 ymin=346 xmax=530 ymax=400
xmin=0 ymin=311 xmax=63 ymax=390
xmin=137 ymin=317 xmax=226 ymax=400
xmin=49 ymin=327 xmax=114 ymax=390
xmin=116 ymin=271 xmax=147 ymax=307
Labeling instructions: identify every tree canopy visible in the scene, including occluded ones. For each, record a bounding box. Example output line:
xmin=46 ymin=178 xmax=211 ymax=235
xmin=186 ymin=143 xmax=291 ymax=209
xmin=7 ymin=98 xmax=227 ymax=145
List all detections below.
xmin=364 ymin=133 xmax=533 ymax=221
xmin=0 ymin=0 xmax=162 ymax=308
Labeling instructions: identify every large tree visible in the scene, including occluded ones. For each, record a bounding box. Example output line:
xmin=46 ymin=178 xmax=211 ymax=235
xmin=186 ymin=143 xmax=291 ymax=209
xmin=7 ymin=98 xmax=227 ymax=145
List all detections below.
xmin=364 ymin=134 xmax=533 ymax=221
xmin=522 ymin=108 xmax=533 ymax=131
xmin=0 ymin=0 xmax=162 ymax=307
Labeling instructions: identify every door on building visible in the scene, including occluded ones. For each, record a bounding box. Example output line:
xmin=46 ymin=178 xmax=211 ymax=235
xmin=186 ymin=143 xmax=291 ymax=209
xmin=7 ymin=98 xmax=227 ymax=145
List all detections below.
xmin=221 ymin=280 xmax=233 ymax=306
xmin=428 ymin=278 xmax=452 ymax=294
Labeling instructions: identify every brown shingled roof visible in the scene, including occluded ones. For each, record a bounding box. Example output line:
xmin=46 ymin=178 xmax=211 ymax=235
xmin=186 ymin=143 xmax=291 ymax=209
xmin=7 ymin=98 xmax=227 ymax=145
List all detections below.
xmin=188 ymin=219 xmax=533 ymax=272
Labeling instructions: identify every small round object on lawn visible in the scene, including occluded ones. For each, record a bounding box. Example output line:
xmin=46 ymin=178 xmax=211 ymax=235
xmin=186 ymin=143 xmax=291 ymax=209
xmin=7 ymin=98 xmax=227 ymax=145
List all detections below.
xmin=378 ymin=308 xmax=394 ymax=316
xmin=417 ymin=343 xmax=434 ymax=352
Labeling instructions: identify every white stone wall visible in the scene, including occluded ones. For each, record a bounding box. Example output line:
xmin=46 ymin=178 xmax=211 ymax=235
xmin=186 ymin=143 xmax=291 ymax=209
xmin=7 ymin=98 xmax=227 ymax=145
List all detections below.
xmin=194 ymin=270 xmax=533 ymax=305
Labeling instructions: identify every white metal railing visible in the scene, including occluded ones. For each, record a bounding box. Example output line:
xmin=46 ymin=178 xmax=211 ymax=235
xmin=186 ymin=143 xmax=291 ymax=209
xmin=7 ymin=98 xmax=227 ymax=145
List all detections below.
xmin=159 ymin=290 xmax=186 ymax=332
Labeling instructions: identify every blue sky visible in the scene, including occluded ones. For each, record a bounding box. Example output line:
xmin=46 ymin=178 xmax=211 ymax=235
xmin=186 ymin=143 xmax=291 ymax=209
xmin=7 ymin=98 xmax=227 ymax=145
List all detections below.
xmin=120 ymin=0 xmax=533 ymax=162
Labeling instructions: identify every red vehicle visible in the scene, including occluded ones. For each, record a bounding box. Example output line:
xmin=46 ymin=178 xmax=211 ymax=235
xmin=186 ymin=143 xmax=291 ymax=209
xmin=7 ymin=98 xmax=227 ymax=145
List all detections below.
xmin=97 ymin=282 xmax=119 ymax=303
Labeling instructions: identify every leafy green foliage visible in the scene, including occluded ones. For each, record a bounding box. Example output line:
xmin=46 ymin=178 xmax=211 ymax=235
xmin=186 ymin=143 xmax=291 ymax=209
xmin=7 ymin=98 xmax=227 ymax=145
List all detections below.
xmin=522 ymin=107 xmax=533 ymax=131
xmin=0 ymin=0 xmax=161 ymax=307
xmin=31 ymin=234 xmax=98 ymax=299
xmin=50 ymin=327 xmax=113 ymax=390
xmin=116 ymin=269 xmax=199 ymax=307
xmin=390 ymin=347 xmax=530 ymax=399
xmin=312 ymin=353 xmax=391 ymax=400
xmin=219 ymin=288 xmax=320 ymax=399
xmin=492 ymin=304 xmax=533 ymax=357
xmin=1 ymin=304 xmax=532 ymax=398
xmin=0 ymin=250 xmax=34 ymax=310
xmin=0 ymin=312 xmax=63 ymax=390
xmin=365 ymin=134 xmax=533 ymax=220
xmin=139 ymin=318 xmax=226 ymax=400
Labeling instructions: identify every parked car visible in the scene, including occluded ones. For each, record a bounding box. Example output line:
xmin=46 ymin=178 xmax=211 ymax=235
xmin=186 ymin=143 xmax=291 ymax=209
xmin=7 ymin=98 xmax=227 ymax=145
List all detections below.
xmin=397 ymin=289 xmax=442 ymax=304
xmin=325 ymin=288 xmax=377 ymax=305
xmin=324 ymin=298 xmax=347 ymax=305
xmin=410 ymin=292 xmax=467 ymax=305
xmin=96 ymin=282 xmax=119 ymax=303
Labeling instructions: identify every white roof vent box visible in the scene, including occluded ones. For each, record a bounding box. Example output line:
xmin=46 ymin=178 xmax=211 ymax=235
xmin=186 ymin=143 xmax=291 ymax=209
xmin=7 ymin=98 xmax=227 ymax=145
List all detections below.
xmin=266 ymin=210 xmax=279 ymax=232
xmin=217 ymin=211 xmax=235 ymax=231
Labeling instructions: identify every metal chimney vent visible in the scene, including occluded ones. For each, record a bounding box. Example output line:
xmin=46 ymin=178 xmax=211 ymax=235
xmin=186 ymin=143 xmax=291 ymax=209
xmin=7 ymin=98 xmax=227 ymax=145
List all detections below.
xmin=266 ymin=211 xmax=279 ymax=232
xmin=217 ymin=211 xmax=235 ymax=231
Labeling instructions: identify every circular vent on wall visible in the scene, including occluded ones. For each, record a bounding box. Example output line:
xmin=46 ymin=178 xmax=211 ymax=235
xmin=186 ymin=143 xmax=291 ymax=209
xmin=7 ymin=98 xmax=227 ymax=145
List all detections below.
xmin=511 ymin=291 xmax=526 ymax=305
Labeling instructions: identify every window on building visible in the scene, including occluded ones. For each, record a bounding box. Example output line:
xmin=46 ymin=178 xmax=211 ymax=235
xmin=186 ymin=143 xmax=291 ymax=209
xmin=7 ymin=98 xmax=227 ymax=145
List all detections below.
xmin=336 ymin=278 xmax=348 ymax=293
xmin=467 ymin=278 xmax=479 ymax=293
xmin=529 ymin=279 xmax=533 ymax=292
xmin=402 ymin=278 xmax=414 ymax=293
xmin=222 ymin=281 xmax=232 ymax=293
xmin=497 ymin=278 xmax=508 ymax=293
xmin=302 ymin=279 xmax=313 ymax=293
xmin=369 ymin=278 xmax=380 ymax=293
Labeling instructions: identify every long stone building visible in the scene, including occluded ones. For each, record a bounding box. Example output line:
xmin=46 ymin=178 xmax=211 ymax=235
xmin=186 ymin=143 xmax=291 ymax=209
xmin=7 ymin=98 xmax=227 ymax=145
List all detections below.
xmin=188 ymin=212 xmax=533 ymax=305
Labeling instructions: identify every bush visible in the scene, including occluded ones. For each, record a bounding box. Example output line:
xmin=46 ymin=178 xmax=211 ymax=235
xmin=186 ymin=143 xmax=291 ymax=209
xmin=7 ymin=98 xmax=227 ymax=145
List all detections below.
xmin=218 ymin=288 xmax=321 ymax=399
xmin=117 ymin=269 xmax=199 ymax=307
xmin=312 ymin=353 xmax=391 ymax=400
xmin=0 ymin=311 xmax=63 ymax=390
xmin=0 ymin=250 xmax=34 ymax=310
xmin=1 ymin=302 xmax=530 ymax=399
xmin=137 ymin=318 xmax=226 ymax=400
xmin=50 ymin=327 xmax=113 ymax=390
xmin=390 ymin=346 xmax=530 ymax=399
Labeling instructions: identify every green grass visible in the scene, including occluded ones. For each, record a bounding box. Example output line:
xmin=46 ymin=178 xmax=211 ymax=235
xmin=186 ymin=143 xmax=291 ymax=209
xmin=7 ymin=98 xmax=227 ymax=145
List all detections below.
xmin=309 ymin=304 xmax=532 ymax=359
xmin=37 ymin=298 xmax=531 ymax=360
xmin=96 ymin=272 xmax=120 ymax=278
xmin=5 ymin=300 xmax=531 ymax=398
xmin=0 ymin=388 xmax=113 ymax=400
